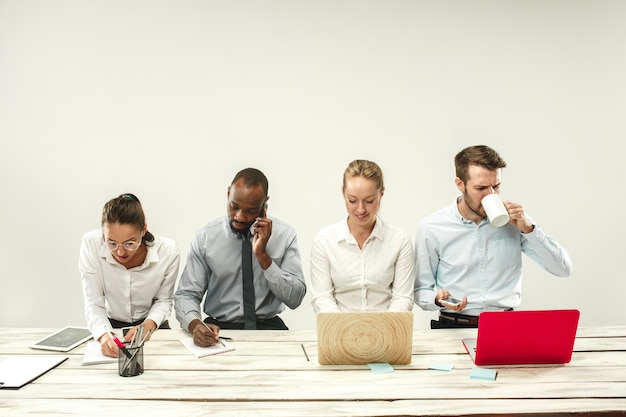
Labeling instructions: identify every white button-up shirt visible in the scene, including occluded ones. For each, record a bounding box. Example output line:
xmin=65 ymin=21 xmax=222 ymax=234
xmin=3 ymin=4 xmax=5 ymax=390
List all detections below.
xmin=310 ymin=216 xmax=415 ymax=313
xmin=79 ymin=229 xmax=180 ymax=341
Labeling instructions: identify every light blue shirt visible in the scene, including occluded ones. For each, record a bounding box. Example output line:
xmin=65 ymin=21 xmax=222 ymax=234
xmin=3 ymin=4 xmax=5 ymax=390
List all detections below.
xmin=414 ymin=198 xmax=573 ymax=316
xmin=174 ymin=215 xmax=306 ymax=330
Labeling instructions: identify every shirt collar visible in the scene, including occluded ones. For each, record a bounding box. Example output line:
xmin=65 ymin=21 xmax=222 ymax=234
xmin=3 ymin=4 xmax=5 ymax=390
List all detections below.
xmin=453 ymin=196 xmax=487 ymax=226
xmin=339 ymin=215 xmax=385 ymax=244
xmin=223 ymin=216 xmax=253 ymax=240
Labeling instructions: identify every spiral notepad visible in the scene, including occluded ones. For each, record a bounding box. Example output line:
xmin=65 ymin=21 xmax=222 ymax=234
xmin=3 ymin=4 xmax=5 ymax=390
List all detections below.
xmin=179 ymin=337 xmax=235 ymax=358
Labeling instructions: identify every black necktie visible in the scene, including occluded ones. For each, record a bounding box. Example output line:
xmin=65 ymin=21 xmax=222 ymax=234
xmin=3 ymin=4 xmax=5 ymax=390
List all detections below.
xmin=241 ymin=232 xmax=257 ymax=329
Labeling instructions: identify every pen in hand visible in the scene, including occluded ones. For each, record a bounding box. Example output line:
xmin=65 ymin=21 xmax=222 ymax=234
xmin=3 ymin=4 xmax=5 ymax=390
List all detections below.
xmin=193 ymin=313 xmax=225 ymax=347
xmin=109 ymin=332 xmax=132 ymax=358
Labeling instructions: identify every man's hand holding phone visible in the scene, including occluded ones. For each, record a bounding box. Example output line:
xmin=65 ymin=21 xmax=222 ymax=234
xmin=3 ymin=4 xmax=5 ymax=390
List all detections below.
xmin=252 ymin=203 xmax=271 ymax=245
xmin=436 ymin=290 xmax=468 ymax=312
xmin=252 ymin=203 xmax=273 ymax=269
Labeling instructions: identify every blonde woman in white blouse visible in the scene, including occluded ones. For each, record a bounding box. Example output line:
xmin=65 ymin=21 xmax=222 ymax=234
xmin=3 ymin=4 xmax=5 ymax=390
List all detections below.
xmin=310 ymin=160 xmax=415 ymax=313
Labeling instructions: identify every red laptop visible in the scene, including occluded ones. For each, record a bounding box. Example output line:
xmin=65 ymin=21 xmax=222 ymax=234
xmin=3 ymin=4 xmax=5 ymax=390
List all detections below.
xmin=462 ymin=309 xmax=580 ymax=366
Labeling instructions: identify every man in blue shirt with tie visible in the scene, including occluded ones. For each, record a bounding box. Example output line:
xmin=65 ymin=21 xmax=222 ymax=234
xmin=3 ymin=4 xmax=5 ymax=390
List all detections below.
xmin=175 ymin=168 xmax=307 ymax=346
xmin=414 ymin=145 xmax=573 ymax=329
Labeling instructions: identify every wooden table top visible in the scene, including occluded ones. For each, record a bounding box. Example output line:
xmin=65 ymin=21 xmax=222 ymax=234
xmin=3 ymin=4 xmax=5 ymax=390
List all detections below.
xmin=1 ymin=326 xmax=625 ymax=416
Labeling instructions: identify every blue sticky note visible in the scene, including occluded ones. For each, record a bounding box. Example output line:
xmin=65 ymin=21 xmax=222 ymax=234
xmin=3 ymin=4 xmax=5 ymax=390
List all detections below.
xmin=428 ymin=363 xmax=455 ymax=372
xmin=368 ymin=363 xmax=395 ymax=374
xmin=470 ymin=367 xmax=497 ymax=381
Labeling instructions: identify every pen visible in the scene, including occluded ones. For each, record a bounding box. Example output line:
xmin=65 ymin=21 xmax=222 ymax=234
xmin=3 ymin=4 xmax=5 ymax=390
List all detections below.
xmin=194 ymin=313 xmax=226 ymax=347
xmin=136 ymin=326 xmax=145 ymax=347
xmin=301 ymin=343 xmax=310 ymax=362
xmin=109 ymin=332 xmax=132 ymax=358
xmin=138 ymin=329 xmax=152 ymax=347
xmin=129 ymin=329 xmax=137 ymax=347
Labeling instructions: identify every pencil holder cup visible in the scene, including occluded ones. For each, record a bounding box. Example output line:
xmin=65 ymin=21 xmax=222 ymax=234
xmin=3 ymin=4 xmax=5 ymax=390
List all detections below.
xmin=118 ymin=343 xmax=144 ymax=377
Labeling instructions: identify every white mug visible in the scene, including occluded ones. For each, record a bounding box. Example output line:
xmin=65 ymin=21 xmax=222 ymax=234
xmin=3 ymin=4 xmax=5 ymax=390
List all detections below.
xmin=481 ymin=194 xmax=510 ymax=227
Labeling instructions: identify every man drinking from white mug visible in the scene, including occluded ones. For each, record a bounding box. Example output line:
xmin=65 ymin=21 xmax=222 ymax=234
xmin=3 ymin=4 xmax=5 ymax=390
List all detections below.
xmin=413 ymin=145 xmax=573 ymax=329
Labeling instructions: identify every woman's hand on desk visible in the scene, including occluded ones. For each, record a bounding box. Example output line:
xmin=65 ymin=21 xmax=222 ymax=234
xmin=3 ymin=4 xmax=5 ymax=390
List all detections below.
xmin=190 ymin=319 xmax=221 ymax=347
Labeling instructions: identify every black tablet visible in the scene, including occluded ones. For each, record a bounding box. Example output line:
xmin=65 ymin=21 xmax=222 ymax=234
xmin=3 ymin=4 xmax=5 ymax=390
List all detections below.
xmin=29 ymin=326 xmax=93 ymax=352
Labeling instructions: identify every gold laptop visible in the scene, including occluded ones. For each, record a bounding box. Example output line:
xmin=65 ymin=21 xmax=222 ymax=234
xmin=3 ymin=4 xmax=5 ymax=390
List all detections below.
xmin=316 ymin=311 xmax=414 ymax=365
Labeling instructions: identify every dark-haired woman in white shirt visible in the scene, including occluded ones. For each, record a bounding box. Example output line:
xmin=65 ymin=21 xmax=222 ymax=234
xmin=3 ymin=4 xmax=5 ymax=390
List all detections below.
xmin=79 ymin=193 xmax=179 ymax=357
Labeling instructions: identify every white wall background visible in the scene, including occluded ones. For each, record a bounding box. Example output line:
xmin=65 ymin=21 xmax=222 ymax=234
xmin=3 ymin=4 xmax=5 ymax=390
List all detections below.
xmin=1 ymin=0 xmax=624 ymax=330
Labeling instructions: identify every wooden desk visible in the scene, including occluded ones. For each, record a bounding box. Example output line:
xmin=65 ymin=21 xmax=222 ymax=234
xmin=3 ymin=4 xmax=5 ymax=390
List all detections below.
xmin=1 ymin=326 xmax=625 ymax=416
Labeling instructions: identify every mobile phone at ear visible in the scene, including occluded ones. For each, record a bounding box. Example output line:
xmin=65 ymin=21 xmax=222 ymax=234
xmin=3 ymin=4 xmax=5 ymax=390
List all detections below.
xmin=259 ymin=203 xmax=268 ymax=217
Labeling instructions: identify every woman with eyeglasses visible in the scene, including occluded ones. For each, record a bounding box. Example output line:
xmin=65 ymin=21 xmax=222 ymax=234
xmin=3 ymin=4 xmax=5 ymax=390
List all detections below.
xmin=79 ymin=193 xmax=180 ymax=357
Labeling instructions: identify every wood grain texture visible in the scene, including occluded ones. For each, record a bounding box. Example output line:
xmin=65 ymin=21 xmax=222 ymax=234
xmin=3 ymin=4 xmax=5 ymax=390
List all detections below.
xmin=0 ymin=326 xmax=625 ymax=416
xmin=316 ymin=311 xmax=413 ymax=365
